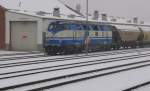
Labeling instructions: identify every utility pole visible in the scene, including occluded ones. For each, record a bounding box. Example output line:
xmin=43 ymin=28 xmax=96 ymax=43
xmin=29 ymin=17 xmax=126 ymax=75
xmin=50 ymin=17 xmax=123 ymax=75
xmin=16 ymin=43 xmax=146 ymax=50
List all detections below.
xmin=18 ymin=0 xmax=22 ymax=8
xmin=85 ymin=0 xmax=89 ymax=54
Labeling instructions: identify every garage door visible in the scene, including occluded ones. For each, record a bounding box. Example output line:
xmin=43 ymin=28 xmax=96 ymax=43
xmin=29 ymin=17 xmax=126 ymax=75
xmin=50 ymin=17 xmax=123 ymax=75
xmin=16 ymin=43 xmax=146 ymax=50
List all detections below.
xmin=10 ymin=21 xmax=37 ymax=51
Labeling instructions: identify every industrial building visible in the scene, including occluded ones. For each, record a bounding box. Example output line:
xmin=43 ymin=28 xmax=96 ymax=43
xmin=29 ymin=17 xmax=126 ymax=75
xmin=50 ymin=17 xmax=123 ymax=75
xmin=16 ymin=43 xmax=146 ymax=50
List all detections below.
xmin=2 ymin=0 xmax=82 ymax=52
xmin=0 ymin=5 xmax=6 ymax=49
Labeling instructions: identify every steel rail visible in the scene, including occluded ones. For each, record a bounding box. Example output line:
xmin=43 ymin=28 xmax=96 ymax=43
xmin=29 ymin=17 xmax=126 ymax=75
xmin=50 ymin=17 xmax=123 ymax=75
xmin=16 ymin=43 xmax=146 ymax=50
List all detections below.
xmin=0 ymin=53 xmax=150 ymax=80
xmin=1 ymin=58 xmax=150 ymax=90
xmin=0 ymin=48 xmax=148 ymax=68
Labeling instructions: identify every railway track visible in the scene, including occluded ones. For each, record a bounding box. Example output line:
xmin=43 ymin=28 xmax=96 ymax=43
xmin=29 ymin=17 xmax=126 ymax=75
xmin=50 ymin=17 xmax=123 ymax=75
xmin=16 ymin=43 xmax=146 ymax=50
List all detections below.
xmin=28 ymin=61 xmax=150 ymax=91
xmin=0 ymin=49 xmax=150 ymax=78
xmin=1 ymin=48 xmax=150 ymax=68
xmin=0 ymin=54 xmax=45 ymax=61
xmin=0 ymin=52 xmax=42 ymax=57
xmin=0 ymin=47 xmax=149 ymax=62
xmin=123 ymin=81 xmax=150 ymax=91
xmin=0 ymin=51 xmax=150 ymax=90
xmin=0 ymin=51 xmax=150 ymax=80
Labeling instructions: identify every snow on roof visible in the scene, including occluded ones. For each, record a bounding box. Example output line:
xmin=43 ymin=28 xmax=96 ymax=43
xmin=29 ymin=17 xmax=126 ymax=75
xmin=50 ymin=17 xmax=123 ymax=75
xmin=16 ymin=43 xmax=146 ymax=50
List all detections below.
xmin=7 ymin=9 xmax=85 ymax=21
xmin=7 ymin=9 xmax=150 ymax=27
xmin=2 ymin=0 xmax=150 ymax=26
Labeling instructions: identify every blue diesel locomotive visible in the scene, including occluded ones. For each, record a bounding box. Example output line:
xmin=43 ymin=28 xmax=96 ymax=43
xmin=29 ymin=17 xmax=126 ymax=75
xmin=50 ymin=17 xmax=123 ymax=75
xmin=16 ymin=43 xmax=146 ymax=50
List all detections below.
xmin=44 ymin=21 xmax=150 ymax=55
xmin=44 ymin=21 xmax=116 ymax=55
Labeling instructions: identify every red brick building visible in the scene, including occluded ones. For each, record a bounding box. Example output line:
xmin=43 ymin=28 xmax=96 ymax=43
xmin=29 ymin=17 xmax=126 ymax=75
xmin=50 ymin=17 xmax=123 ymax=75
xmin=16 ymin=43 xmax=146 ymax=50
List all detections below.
xmin=0 ymin=5 xmax=6 ymax=49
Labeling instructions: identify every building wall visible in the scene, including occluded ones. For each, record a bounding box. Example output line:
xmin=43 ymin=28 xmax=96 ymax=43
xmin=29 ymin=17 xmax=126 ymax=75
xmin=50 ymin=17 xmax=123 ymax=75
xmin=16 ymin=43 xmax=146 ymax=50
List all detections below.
xmin=5 ymin=11 xmax=73 ymax=51
xmin=5 ymin=11 xmax=43 ymax=51
xmin=0 ymin=6 xmax=5 ymax=49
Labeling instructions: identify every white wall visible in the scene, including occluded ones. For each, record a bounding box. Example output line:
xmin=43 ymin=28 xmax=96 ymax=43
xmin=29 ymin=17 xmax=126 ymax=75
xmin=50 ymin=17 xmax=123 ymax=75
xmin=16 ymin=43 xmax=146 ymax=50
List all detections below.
xmin=5 ymin=11 xmax=75 ymax=51
xmin=5 ymin=11 xmax=43 ymax=46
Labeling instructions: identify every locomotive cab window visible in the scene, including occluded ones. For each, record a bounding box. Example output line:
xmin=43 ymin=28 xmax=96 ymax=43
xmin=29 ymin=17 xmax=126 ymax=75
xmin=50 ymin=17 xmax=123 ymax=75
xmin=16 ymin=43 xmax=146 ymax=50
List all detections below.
xmin=82 ymin=25 xmax=90 ymax=30
xmin=48 ymin=22 xmax=67 ymax=31
xmin=76 ymin=24 xmax=82 ymax=30
xmin=100 ymin=25 xmax=111 ymax=31
xmin=67 ymin=24 xmax=82 ymax=30
xmin=48 ymin=23 xmax=55 ymax=31
xmin=91 ymin=25 xmax=99 ymax=31
xmin=56 ymin=24 xmax=67 ymax=30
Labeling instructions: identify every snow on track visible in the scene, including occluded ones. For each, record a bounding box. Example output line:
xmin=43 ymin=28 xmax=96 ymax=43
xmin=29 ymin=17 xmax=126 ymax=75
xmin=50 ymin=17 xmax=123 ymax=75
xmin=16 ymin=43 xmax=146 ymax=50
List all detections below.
xmin=0 ymin=48 xmax=150 ymax=91
xmin=46 ymin=65 xmax=150 ymax=91
xmin=131 ymin=84 xmax=150 ymax=91
xmin=0 ymin=53 xmax=150 ymax=90
xmin=0 ymin=53 xmax=44 ymax=59
xmin=0 ymin=53 xmax=149 ymax=80
xmin=8 ymin=62 xmax=150 ymax=91
xmin=1 ymin=50 xmax=150 ymax=75
xmin=1 ymin=48 xmax=150 ymax=68
xmin=0 ymin=50 xmax=27 ymax=55
xmin=1 ymin=47 xmax=150 ymax=64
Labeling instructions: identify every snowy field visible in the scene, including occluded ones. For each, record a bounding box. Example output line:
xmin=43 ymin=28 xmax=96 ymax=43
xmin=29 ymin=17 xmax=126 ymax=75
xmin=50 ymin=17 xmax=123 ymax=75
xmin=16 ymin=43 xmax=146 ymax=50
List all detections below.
xmin=0 ymin=48 xmax=150 ymax=91
xmin=48 ymin=66 xmax=150 ymax=91
xmin=0 ymin=50 xmax=27 ymax=54
xmin=132 ymin=84 xmax=150 ymax=91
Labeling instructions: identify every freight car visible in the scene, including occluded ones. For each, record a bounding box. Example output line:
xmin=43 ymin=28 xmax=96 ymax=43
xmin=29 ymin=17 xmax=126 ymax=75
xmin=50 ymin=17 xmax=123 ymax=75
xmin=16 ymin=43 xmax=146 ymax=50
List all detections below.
xmin=44 ymin=21 xmax=150 ymax=55
xmin=140 ymin=27 xmax=150 ymax=46
xmin=111 ymin=25 xmax=142 ymax=49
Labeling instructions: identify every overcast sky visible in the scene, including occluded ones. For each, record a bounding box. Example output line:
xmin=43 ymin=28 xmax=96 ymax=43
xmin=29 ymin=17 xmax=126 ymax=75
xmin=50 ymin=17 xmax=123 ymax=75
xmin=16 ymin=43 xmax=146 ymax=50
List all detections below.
xmin=64 ymin=0 xmax=150 ymax=21
xmin=0 ymin=0 xmax=150 ymax=21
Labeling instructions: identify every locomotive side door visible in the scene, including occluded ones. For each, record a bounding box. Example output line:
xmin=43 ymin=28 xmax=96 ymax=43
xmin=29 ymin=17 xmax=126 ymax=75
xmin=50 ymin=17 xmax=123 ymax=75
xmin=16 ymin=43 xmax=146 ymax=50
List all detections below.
xmin=72 ymin=24 xmax=83 ymax=45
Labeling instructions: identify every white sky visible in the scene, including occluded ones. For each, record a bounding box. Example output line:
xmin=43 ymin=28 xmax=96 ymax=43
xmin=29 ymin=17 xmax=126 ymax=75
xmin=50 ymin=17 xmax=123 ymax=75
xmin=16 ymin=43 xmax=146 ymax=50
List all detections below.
xmin=0 ymin=0 xmax=150 ymax=21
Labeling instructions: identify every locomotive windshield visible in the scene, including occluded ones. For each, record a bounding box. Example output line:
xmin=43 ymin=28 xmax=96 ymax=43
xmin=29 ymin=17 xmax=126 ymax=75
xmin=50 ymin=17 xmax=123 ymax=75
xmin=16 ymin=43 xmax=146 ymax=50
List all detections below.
xmin=48 ymin=22 xmax=112 ymax=32
xmin=91 ymin=25 xmax=100 ymax=31
xmin=48 ymin=22 xmax=84 ymax=31
xmin=67 ymin=24 xmax=82 ymax=30
xmin=100 ymin=25 xmax=111 ymax=31
xmin=48 ymin=22 xmax=67 ymax=32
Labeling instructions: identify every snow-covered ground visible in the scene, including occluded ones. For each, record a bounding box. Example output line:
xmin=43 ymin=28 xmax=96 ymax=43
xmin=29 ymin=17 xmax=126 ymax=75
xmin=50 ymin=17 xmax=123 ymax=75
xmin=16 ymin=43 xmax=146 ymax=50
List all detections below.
xmin=0 ymin=50 xmax=27 ymax=54
xmin=132 ymin=84 xmax=150 ymax=91
xmin=0 ymin=48 xmax=150 ymax=91
xmin=0 ymin=51 xmax=146 ymax=73
xmin=48 ymin=65 xmax=150 ymax=91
